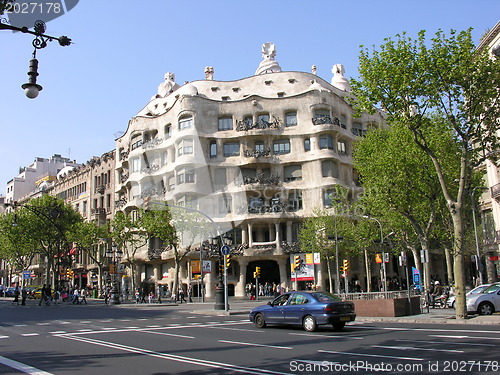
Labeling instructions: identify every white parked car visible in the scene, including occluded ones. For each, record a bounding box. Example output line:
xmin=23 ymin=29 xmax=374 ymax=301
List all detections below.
xmin=447 ymin=284 xmax=491 ymax=308
xmin=466 ymin=283 xmax=500 ymax=315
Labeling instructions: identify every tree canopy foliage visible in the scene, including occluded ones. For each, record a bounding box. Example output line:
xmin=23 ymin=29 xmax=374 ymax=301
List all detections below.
xmin=351 ymin=28 xmax=500 ymax=318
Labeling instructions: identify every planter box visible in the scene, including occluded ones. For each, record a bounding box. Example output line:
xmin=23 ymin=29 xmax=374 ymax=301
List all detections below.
xmin=353 ymin=296 xmax=420 ymax=317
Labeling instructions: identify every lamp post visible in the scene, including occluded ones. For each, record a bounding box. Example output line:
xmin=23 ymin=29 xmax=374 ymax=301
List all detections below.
xmin=472 ymin=186 xmax=487 ymax=285
xmin=106 ymin=244 xmax=123 ymax=305
xmin=0 ymin=19 xmax=71 ymax=98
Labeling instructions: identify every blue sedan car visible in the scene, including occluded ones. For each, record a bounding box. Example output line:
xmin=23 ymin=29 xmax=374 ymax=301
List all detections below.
xmin=249 ymin=291 xmax=356 ymax=332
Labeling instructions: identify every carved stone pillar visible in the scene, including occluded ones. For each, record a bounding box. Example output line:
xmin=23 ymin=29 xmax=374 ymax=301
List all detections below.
xmin=248 ymin=222 xmax=254 ymax=247
xmin=286 ymin=221 xmax=292 ymax=243
xmin=275 ymin=223 xmax=282 ymax=253
xmin=235 ymin=259 xmax=248 ymax=297
xmin=153 ymin=264 xmax=161 ymax=283
xmin=242 ymin=226 xmax=248 ymax=244
xmin=205 ymin=261 xmax=215 ymax=298
xmin=278 ymin=258 xmax=289 ymax=290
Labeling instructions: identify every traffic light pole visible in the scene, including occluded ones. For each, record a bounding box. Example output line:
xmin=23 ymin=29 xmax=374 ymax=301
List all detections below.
xmin=224 ymin=257 xmax=228 ymax=311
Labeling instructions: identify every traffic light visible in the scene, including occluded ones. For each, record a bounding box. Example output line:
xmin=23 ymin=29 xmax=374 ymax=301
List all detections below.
xmin=255 ymin=266 xmax=261 ymax=277
xmin=225 ymin=254 xmax=231 ymax=268
xmin=339 ymin=266 xmax=345 ymax=273
xmin=293 ymin=255 xmax=302 ymax=270
xmin=144 ymin=197 xmax=151 ymax=211
xmin=66 ymin=269 xmax=74 ymax=279
xmin=343 ymin=259 xmax=350 ymax=272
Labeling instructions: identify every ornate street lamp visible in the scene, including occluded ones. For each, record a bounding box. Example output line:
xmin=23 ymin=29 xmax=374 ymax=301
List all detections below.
xmin=106 ymin=244 xmax=123 ymax=304
xmin=0 ymin=19 xmax=71 ymax=98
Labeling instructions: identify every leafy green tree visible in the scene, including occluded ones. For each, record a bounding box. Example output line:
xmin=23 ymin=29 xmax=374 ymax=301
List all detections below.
xmin=109 ymin=211 xmax=146 ymax=294
xmin=0 ymin=209 xmax=38 ymax=283
xmin=351 ymin=28 xmax=500 ymax=318
xmin=354 ymin=122 xmax=452 ymax=290
xmin=69 ymin=221 xmax=110 ymax=288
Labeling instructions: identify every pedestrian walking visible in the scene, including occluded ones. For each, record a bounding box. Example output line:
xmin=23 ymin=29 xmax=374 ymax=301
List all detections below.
xmin=38 ymin=284 xmax=47 ymax=306
xmin=21 ymin=286 xmax=27 ymax=305
xmin=72 ymin=288 xmax=80 ymax=304
xmin=179 ymin=287 xmax=186 ymax=303
xmin=188 ymin=284 xmax=193 ymax=303
xmin=80 ymin=288 xmax=87 ymax=304
xmin=104 ymin=287 xmax=110 ymax=305
xmin=12 ymin=285 xmax=20 ymax=305
xmin=45 ymin=285 xmax=52 ymax=306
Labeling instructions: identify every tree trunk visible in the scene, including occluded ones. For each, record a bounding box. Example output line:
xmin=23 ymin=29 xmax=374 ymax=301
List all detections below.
xmin=326 ymin=256 xmax=333 ymax=294
xmin=364 ymin=248 xmax=372 ymax=292
xmin=451 ymin=209 xmax=467 ymax=319
xmin=172 ymin=249 xmax=180 ymax=301
xmin=444 ymin=246 xmax=454 ymax=286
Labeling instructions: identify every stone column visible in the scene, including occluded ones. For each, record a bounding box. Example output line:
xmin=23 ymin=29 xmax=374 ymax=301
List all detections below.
xmin=248 ymin=222 xmax=253 ymax=247
xmin=235 ymin=259 xmax=248 ymax=297
xmin=153 ymin=264 xmax=161 ymax=283
xmin=278 ymin=258 xmax=289 ymax=290
xmin=205 ymin=261 xmax=215 ymax=298
xmin=286 ymin=221 xmax=292 ymax=243
xmin=275 ymin=223 xmax=282 ymax=253
xmin=242 ymin=226 xmax=248 ymax=245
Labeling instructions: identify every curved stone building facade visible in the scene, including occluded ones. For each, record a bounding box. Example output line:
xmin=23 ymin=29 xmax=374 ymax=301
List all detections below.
xmin=115 ymin=44 xmax=386 ymax=297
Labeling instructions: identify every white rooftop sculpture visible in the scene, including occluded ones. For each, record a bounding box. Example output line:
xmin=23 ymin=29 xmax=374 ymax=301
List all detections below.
xmin=330 ymin=64 xmax=351 ymax=92
xmin=255 ymin=42 xmax=282 ymax=75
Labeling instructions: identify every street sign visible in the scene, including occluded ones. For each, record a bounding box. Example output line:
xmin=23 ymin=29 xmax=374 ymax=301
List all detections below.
xmin=22 ymin=271 xmax=31 ymax=280
xmin=221 ymin=245 xmax=230 ymax=255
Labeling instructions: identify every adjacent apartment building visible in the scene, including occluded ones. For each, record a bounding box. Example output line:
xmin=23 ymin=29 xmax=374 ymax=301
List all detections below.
xmin=476 ymin=21 xmax=500 ymax=283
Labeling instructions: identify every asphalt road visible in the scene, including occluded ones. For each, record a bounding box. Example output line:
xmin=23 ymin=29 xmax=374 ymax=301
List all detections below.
xmin=0 ymin=301 xmax=499 ymax=375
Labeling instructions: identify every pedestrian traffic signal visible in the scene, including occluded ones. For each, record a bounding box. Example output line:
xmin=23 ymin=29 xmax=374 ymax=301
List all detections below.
xmin=253 ymin=271 xmax=258 ymax=278
xmin=293 ymin=255 xmax=302 ymax=270
xmin=343 ymin=259 xmax=350 ymax=272
xmin=225 ymin=254 xmax=231 ymax=268
xmin=340 ymin=266 xmax=345 ymax=273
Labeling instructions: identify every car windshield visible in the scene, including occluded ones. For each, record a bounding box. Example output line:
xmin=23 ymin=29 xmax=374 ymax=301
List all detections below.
xmin=481 ymin=284 xmax=500 ymax=294
xmin=470 ymin=285 xmax=490 ymax=294
xmin=310 ymin=292 xmax=342 ymax=302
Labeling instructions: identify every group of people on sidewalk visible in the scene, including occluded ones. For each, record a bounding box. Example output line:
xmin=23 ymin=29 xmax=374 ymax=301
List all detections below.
xmin=10 ymin=284 xmax=92 ymax=306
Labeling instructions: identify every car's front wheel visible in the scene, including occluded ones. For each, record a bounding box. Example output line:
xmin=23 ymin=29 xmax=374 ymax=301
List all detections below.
xmin=477 ymin=302 xmax=494 ymax=315
xmin=303 ymin=315 xmax=317 ymax=332
xmin=254 ymin=313 xmax=267 ymax=328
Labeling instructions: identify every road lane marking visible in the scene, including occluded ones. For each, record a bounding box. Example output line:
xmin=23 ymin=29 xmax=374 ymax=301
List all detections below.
xmin=431 ymin=334 xmax=500 ymax=341
xmin=289 ymin=333 xmax=364 ymax=340
xmin=372 ymin=345 xmax=464 ymax=353
xmin=143 ymin=331 xmax=194 ymax=339
xmin=396 ymin=339 xmax=495 ymax=347
xmin=53 ymin=321 xmax=250 ymax=337
xmin=0 ymin=355 xmax=53 ymax=375
xmin=49 ymin=331 xmax=66 ymax=334
xmin=0 ymin=336 xmax=9 ymax=339
xmin=351 ymin=326 xmax=500 ymax=334
xmin=318 ymin=349 xmax=424 ymax=361
xmin=205 ymin=326 xmax=264 ymax=333
xmin=21 ymin=333 xmax=39 ymax=337
xmin=59 ymin=335 xmax=292 ymax=375
xmin=219 ymin=340 xmax=292 ymax=350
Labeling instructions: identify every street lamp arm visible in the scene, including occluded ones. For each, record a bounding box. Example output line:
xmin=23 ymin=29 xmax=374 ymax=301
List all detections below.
xmin=0 ymin=21 xmax=71 ymax=46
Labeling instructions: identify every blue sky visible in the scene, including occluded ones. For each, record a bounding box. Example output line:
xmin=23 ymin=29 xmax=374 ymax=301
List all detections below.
xmin=1 ymin=0 xmax=498 ymax=192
